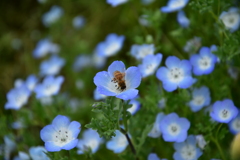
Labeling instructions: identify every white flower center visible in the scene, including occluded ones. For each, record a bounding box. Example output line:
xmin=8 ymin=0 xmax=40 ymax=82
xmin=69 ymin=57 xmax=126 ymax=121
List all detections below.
xmin=116 ymin=135 xmax=127 ymax=147
xmin=44 ymin=84 xmax=57 ymax=95
xmin=53 ymin=128 xmax=72 ymax=146
xmin=87 ymin=139 xmax=99 ymax=151
xmin=167 ymin=123 xmax=180 ymax=136
xmin=193 ymin=96 xmax=205 ymax=106
xmin=219 ymin=109 xmax=231 ymax=120
xmin=222 ymin=13 xmax=240 ymax=28
xmin=181 ymin=144 xmax=197 ymax=160
xmin=104 ymin=42 xmax=120 ymax=56
xmin=198 ymin=56 xmax=211 ymax=70
xmin=168 ymin=67 xmax=184 ymax=83
xmin=232 ymin=118 xmax=240 ymax=132
xmin=169 ymin=0 xmax=184 ymax=9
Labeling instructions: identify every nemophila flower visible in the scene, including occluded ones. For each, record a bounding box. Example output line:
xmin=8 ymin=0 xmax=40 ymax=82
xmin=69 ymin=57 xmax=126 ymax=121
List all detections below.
xmin=138 ymin=53 xmax=163 ymax=78
xmin=73 ymin=54 xmax=92 ymax=72
xmin=139 ymin=15 xmax=150 ymax=27
xmin=183 ymin=37 xmax=201 ymax=54
xmin=106 ymin=130 xmax=128 ymax=153
xmin=34 ymin=75 xmax=64 ymax=99
xmin=94 ymin=88 xmax=107 ymax=100
xmin=127 ymin=98 xmax=141 ymax=115
xmin=188 ymin=86 xmax=211 ymax=112
xmin=219 ymin=7 xmax=240 ymax=32
xmin=161 ymin=0 xmax=189 ymax=13
xmin=148 ymin=153 xmax=160 ymax=160
xmin=148 ymin=113 xmax=165 ymax=138
xmin=173 ymin=135 xmax=203 ymax=160
xmin=40 ymin=55 xmax=65 ymax=76
xmin=228 ymin=113 xmax=240 ymax=134
xmin=40 ymin=115 xmax=81 ymax=152
xmin=190 ymin=47 xmax=218 ymax=76
xmin=5 ymin=85 xmax=31 ymax=110
xmin=18 ymin=151 xmax=30 ymax=160
xmin=92 ymin=52 xmax=107 ymax=69
xmin=96 ymin=34 xmax=125 ymax=58
xmin=177 ymin=10 xmax=190 ymax=28
xmin=42 ymin=5 xmax=64 ymax=27
xmin=14 ymin=75 xmax=38 ymax=92
xmin=11 ymin=119 xmax=25 ymax=129
xmin=160 ymin=113 xmax=190 ymax=142
xmin=39 ymin=97 xmax=53 ymax=106
xmin=72 ymin=16 xmax=85 ymax=29
xmin=210 ymin=99 xmax=238 ymax=123
xmin=33 ymin=39 xmax=60 ymax=58
xmin=107 ymin=0 xmax=128 ymax=7
xmin=4 ymin=136 xmax=16 ymax=160
xmin=196 ymin=135 xmax=207 ymax=149
xmin=228 ymin=66 xmax=238 ymax=80
xmin=77 ymin=129 xmax=102 ymax=154
xmin=22 ymin=146 xmax=50 ymax=160
xmin=158 ymin=98 xmax=166 ymax=109
xmin=156 ymin=56 xmax=194 ymax=92
xmin=130 ymin=44 xmax=155 ymax=60
xmin=94 ymin=61 xmax=141 ymax=100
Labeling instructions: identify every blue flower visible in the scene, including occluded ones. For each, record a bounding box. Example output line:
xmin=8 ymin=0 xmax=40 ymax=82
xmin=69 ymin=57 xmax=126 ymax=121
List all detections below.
xmin=34 ymin=76 xmax=64 ymax=99
xmin=18 ymin=151 xmax=30 ymax=160
xmin=195 ymin=135 xmax=207 ymax=149
xmin=42 ymin=6 xmax=64 ymax=27
xmin=148 ymin=153 xmax=160 ymax=160
xmin=72 ymin=16 xmax=85 ymax=29
xmin=33 ymin=39 xmax=60 ymax=58
xmin=106 ymin=130 xmax=128 ymax=153
xmin=73 ymin=54 xmax=92 ymax=72
xmin=177 ymin=10 xmax=190 ymax=28
xmin=173 ymin=135 xmax=203 ymax=160
xmin=156 ymin=56 xmax=194 ymax=92
xmin=188 ymin=86 xmax=211 ymax=112
xmin=5 ymin=85 xmax=31 ymax=110
xmin=4 ymin=136 xmax=16 ymax=160
xmin=183 ymin=37 xmax=201 ymax=54
xmin=96 ymin=34 xmax=125 ymax=57
xmin=127 ymin=98 xmax=141 ymax=115
xmin=228 ymin=112 xmax=240 ymax=134
xmin=40 ymin=56 xmax=65 ymax=76
xmin=138 ymin=53 xmax=163 ymax=78
xmin=94 ymin=61 xmax=142 ymax=100
xmin=107 ymin=0 xmax=128 ymax=7
xmin=77 ymin=129 xmax=102 ymax=154
xmin=130 ymin=44 xmax=155 ymax=60
xmin=161 ymin=0 xmax=189 ymax=13
xmin=219 ymin=7 xmax=240 ymax=32
xmin=190 ymin=47 xmax=218 ymax=76
xmin=148 ymin=113 xmax=165 ymax=138
xmin=160 ymin=113 xmax=190 ymax=142
xmin=29 ymin=146 xmax=50 ymax=160
xmin=14 ymin=75 xmax=38 ymax=92
xmin=94 ymin=88 xmax=107 ymax=100
xmin=210 ymin=99 xmax=238 ymax=123
xmin=40 ymin=115 xmax=81 ymax=152
xmin=92 ymin=52 xmax=107 ymax=69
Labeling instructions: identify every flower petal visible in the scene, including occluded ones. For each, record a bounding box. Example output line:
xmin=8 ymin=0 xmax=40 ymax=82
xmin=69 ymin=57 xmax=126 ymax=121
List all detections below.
xmin=68 ymin=121 xmax=81 ymax=138
xmin=108 ymin=61 xmax=125 ymax=78
xmin=52 ymin=115 xmax=70 ymax=129
xmin=178 ymin=76 xmax=194 ymax=89
xmin=40 ymin=125 xmax=55 ymax=142
xmin=156 ymin=67 xmax=169 ymax=82
xmin=94 ymin=71 xmax=111 ymax=87
xmin=162 ymin=80 xmax=178 ymax=92
xmin=61 ymin=139 xmax=79 ymax=150
xmin=165 ymin=56 xmax=180 ymax=68
xmin=45 ymin=142 xmax=61 ymax=152
xmin=116 ymin=89 xmax=138 ymax=100
xmin=125 ymin=66 xmax=141 ymax=89
xmin=97 ymin=86 xmax=117 ymax=96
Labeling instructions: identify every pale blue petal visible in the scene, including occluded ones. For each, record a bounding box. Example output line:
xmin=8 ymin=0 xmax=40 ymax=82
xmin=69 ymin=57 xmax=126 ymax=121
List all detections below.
xmin=173 ymin=142 xmax=185 ymax=151
xmin=61 ymin=139 xmax=78 ymax=150
xmin=40 ymin=125 xmax=55 ymax=142
xmin=116 ymin=89 xmax=138 ymax=100
xmin=178 ymin=76 xmax=193 ymax=89
xmin=179 ymin=60 xmax=192 ymax=74
xmin=97 ymin=86 xmax=117 ymax=96
xmin=52 ymin=115 xmax=70 ymax=129
xmin=45 ymin=142 xmax=61 ymax=152
xmin=178 ymin=118 xmax=190 ymax=130
xmin=108 ymin=61 xmax=125 ymax=78
xmin=165 ymin=56 xmax=180 ymax=68
xmin=94 ymin=71 xmax=111 ymax=87
xmin=175 ymin=131 xmax=188 ymax=142
xmin=68 ymin=121 xmax=81 ymax=138
xmin=125 ymin=67 xmax=141 ymax=89
xmin=162 ymin=80 xmax=178 ymax=92
xmin=156 ymin=67 xmax=169 ymax=82
xmin=173 ymin=151 xmax=185 ymax=160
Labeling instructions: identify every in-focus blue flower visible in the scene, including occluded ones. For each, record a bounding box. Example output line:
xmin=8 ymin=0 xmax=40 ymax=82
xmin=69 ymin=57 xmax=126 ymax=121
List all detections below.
xmin=130 ymin=44 xmax=155 ymax=60
xmin=94 ymin=88 xmax=107 ymax=100
xmin=210 ymin=99 xmax=238 ymax=123
xmin=72 ymin=16 xmax=85 ymax=29
xmin=190 ymin=47 xmax=218 ymax=76
xmin=183 ymin=37 xmax=201 ymax=54
xmin=173 ymin=135 xmax=203 ymax=160
xmin=219 ymin=7 xmax=240 ymax=32
xmin=161 ymin=0 xmax=189 ymax=13
xmin=5 ymin=85 xmax=31 ymax=110
xmin=33 ymin=39 xmax=60 ymax=58
xmin=40 ymin=56 xmax=65 ymax=76
xmin=228 ymin=112 xmax=240 ymax=134
xmin=96 ymin=34 xmax=125 ymax=58
xmin=188 ymin=86 xmax=211 ymax=112
xmin=156 ymin=56 xmax=194 ymax=92
xmin=73 ymin=54 xmax=92 ymax=72
xmin=29 ymin=146 xmax=50 ymax=160
xmin=34 ymin=75 xmax=64 ymax=99
xmin=77 ymin=129 xmax=102 ymax=154
xmin=94 ymin=61 xmax=142 ymax=100
xmin=107 ymin=0 xmax=128 ymax=7
xmin=160 ymin=113 xmax=190 ymax=142
xmin=40 ymin=115 xmax=81 ymax=152
xmin=138 ymin=53 xmax=163 ymax=78
xmin=42 ymin=6 xmax=64 ymax=27
xmin=177 ymin=10 xmax=190 ymax=28
xmin=106 ymin=130 xmax=128 ymax=153
xmin=148 ymin=113 xmax=165 ymax=138
xmin=127 ymin=98 xmax=141 ymax=115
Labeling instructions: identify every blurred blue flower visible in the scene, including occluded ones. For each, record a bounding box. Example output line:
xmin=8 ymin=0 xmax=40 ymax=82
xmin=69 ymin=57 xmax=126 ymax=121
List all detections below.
xmin=106 ymin=130 xmax=128 ymax=153
xmin=18 ymin=151 xmax=30 ymax=160
xmin=127 ymin=98 xmax=141 ymax=115
xmin=11 ymin=119 xmax=25 ymax=129
xmin=130 ymin=44 xmax=155 ymax=60
xmin=72 ymin=16 xmax=85 ymax=29
xmin=40 ymin=56 xmax=65 ymax=76
xmin=138 ymin=53 xmax=163 ymax=78
xmin=148 ymin=153 xmax=160 ymax=160
xmin=141 ymin=0 xmax=155 ymax=5
xmin=4 ymin=136 xmax=16 ymax=160
xmin=188 ymin=86 xmax=211 ymax=112
xmin=42 ymin=6 xmax=64 ymax=27
xmin=14 ymin=75 xmax=38 ymax=92
xmin=160 ymin=113 xmax=190 ymax=142
xmin=34 ymin=75 xmax=64 ymax=99
xmin=173 ymin=135 xmax=203 ymax=160
xmin=94 ymin=61 xmax=142 ymax=100
xmin=92 ymin=52 xmax=107 ymax=69
xmin=210 ymin=99 xmax=238 ymax=123
xmin=94 ymin=88 xmax=107 ymax=100
xmin=40 ymin=115 xmax=81 ymax=152
xmin=161 ymin=0 xmax=189 ymax=13
xmin=183 ymin=37 xmax=201 ymax=54
xmin=156 ymin=56 xmax=194 ymax=92
xmin=33 ymin=38 xmax=60 ymax=58
xmin=107 ymin=0 xmax=128 ymax=7
xmin=96 ymin=33 xmax=125 ymax=58
xmin=190 ymin=47 xmax=218 ymax=76
xmin=139 ymin=15 xmax=151 ymax=27
xmin=73 ymin=54 xmax=92 ymax=72
xmin=228 ymin=112 xmax=240 ymax=134
xmin=196 ymin=135 xmax=207 ymax=150
xmin=77 ymin=129 xmax=102 ymax=154
xmin=219 ymin=7 xmax=240 ymax=32
xmin=29 ymin=146 xmax=50 ymax=160
xmin=5 ymin=85 xmax=31 ymax=110
xmin=148 ymin=113 xmax=165 ymax=138
xmin=177 ymin=10 xmax=190 ymax=28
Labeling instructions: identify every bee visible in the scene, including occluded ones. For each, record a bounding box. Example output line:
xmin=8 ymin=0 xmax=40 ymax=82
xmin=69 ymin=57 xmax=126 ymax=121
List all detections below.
xmin=111 ymin=71 xmax=126 ymax=91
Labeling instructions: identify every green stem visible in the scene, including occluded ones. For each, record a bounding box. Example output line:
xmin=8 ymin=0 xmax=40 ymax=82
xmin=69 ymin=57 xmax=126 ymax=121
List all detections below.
xmin=68 ymin=150 xmax=71 ymax=160
xmin=211 ymin=136 xmax=226 ymax=160
xmin=122 ymin=100 xmax=128 ymax=132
